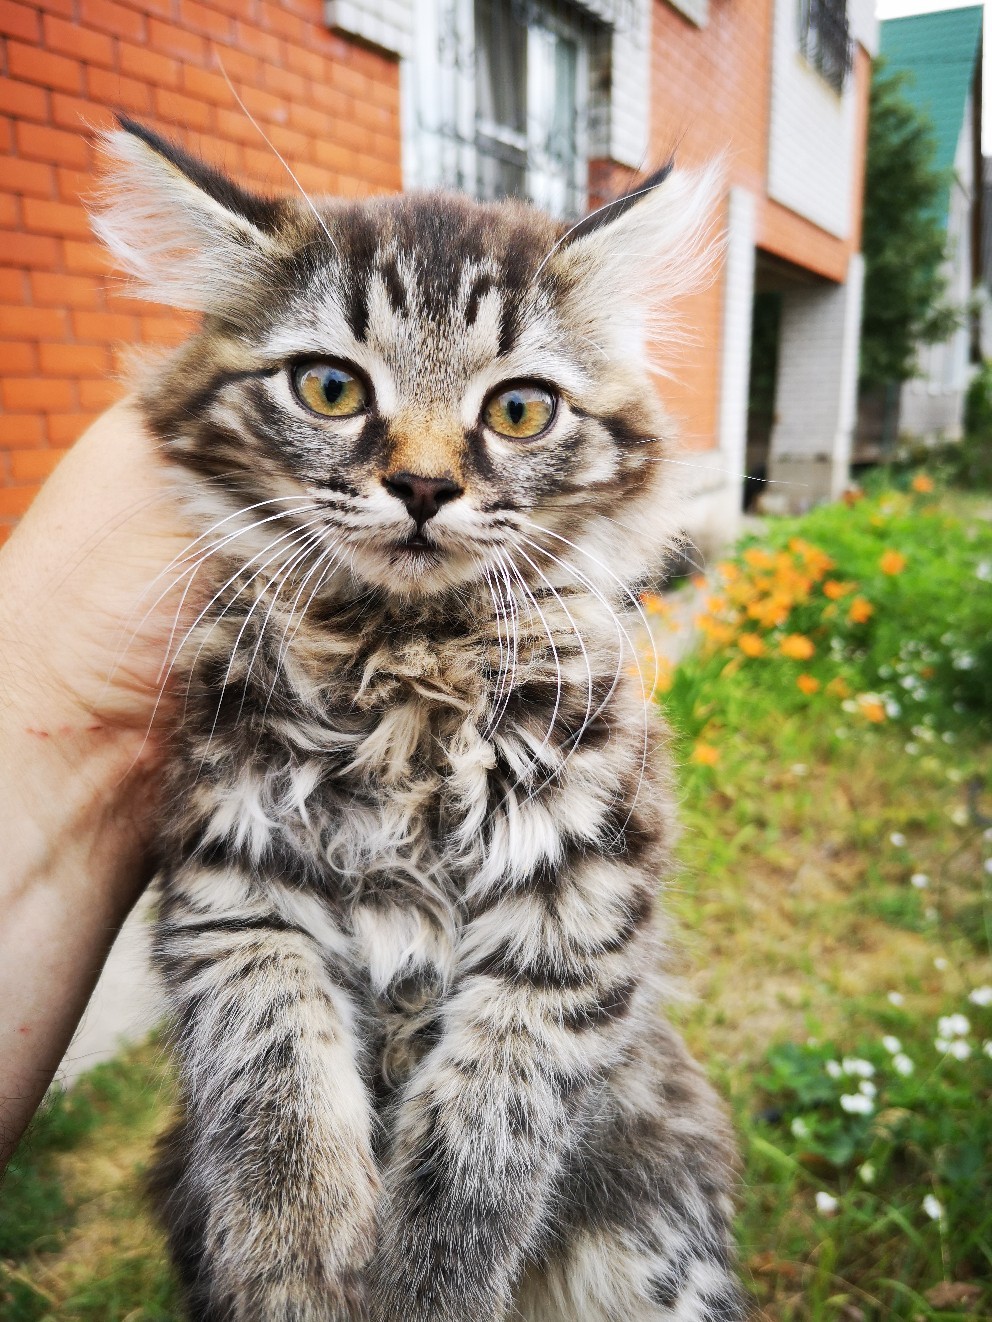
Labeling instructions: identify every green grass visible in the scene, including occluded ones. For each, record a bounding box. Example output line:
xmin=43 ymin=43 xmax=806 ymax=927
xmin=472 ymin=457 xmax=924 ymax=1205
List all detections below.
xmin=2 ymin=480 xmax=990 ymax=1319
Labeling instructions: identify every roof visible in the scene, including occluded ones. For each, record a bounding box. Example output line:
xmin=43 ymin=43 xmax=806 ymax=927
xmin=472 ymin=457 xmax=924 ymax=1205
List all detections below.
xmin=879 ymin=5 xmax=982 ymax=224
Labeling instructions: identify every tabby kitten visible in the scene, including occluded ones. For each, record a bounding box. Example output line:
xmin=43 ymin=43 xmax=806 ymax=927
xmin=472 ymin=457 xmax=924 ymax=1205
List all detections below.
xmin=96 ymin=117 xmax=745 ymax=1322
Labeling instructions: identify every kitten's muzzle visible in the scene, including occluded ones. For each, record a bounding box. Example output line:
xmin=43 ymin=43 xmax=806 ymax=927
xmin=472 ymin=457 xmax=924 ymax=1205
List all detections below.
xmin=382 ymin=472 xmax=463 ymax=529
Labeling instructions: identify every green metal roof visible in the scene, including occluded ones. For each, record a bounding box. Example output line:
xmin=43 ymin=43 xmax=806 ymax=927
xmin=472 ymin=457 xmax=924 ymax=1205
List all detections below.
xmin=879 ymin=5 xmax=982 ymax=225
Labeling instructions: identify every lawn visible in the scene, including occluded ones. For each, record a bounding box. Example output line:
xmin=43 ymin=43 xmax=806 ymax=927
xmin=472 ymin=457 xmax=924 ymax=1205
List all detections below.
xmin=2 ymin=477 xmax=990 ymax=1320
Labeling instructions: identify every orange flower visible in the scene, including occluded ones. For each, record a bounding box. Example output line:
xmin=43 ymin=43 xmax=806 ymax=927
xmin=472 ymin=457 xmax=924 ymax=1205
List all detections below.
xmin=744 ymin=547 xmax=775 ymax=570
xmin=797 ymin=674 xmax=820 ymax=694
xmin=858 ymin=695 xmax=886 ymax=723
xmin=841 ymin=487 xmax=865 ymax=506
xmin=738 ymin=633 xmax=766 ymax=658
xmin=779 ymin=633 xmax=815 ymax=660
xmin=823 ymin=580 xmax=855 ymax=600
xmin=706 ymin=595 xmax=728 ymax=614
xmin=640 ymin=591 xmax=668 ymax=616
xmin=879 ymin=550 xmax=907 ymax=575
xmin=826 ymin=677 xmax=851 ymax=699
xmin=848 ymin=596 xmax=874 ymax=624
xmin=911 ymin=473 xmax=934 ymax=493
xmin=691 ymin=742 xmax=720 ymax=766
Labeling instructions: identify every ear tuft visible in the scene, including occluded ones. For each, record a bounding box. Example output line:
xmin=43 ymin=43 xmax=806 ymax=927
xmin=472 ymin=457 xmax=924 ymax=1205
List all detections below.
xmin=554 ymin=160 xmax=724 ymax=366
xmin=90 ymin=118 xmax=286 ymax=319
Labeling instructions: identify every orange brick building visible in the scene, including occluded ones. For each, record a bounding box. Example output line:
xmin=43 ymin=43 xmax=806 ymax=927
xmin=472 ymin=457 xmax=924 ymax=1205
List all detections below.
xmin=0 ymin=0 xmax=875 ymax=543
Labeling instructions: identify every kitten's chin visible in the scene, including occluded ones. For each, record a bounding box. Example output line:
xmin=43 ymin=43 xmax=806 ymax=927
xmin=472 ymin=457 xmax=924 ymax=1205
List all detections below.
xmin=350 ymin=540 xmax=482 ymax=598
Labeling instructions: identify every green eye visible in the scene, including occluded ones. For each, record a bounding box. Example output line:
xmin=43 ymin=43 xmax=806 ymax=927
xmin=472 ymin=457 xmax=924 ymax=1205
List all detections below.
xmin=291 ymin=361 xmax=368 ymax=418
xmin=483 ymin=383 xmax=556 ymax=440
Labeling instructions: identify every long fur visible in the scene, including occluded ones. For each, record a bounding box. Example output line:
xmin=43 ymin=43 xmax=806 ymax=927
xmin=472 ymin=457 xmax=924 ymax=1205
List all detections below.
xmin=96 ymin=121 xmax=745 ymax=1322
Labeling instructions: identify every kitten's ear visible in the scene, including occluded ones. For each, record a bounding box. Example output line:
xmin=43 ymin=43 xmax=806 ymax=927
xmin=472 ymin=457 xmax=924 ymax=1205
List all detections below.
xmin=91 ymin=116 xmax=286 ymax=318
xmin=556 ymin=160 xmax=723 ymax=358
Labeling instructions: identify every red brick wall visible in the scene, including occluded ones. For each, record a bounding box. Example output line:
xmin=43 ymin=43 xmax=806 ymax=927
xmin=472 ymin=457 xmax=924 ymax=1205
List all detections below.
xmin=0 ymin=0 xmax=402 ymax=539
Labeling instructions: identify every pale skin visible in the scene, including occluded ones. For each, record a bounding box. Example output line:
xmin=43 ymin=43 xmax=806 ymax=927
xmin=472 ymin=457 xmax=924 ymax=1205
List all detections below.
xmin=0 ymin=400 xmax=195 ymax=1169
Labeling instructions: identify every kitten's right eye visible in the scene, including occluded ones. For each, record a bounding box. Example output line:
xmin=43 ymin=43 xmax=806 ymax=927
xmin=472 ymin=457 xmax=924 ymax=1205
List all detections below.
xmin=291 ymin=361 xmax=368 ymax=418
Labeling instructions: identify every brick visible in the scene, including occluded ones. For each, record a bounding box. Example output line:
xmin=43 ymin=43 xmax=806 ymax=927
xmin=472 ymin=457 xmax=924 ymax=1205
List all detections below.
xmin=10 ymin=448 xmax=65 ymax=481
xmin=56 ymin=166 xmax=92 ymax=204
xmin=0 ymin=0 xmax=40 ymax=41
xmin=0 ymin=412 xmax=45 ymax=445
xmin=80 ymin=0 xmax=146 ymax=42
xmin=72 ymin=308 xmax=139 ymax=340
xmin=0 ymin=154 xmax=55 ymax=198
xmin=256 ymin=1 xmax=306 ymax=42
xmin=147 ymin=18 xmax=207 ymax=62
xmin=232 ymin=20 xmax=281 ymax=63
xmin=3 ymin=376 xmax=75 ymax=411
xmin=0 ymin=337 xmax=35 ymax=371
xmin=153 ymin=88 xmax=213 ymax=132
xmin=264 ymin=62 xmax=306 ymax=105
xmin=181 ymin=65 xmax=234 ymax=108
xmin=79 ymin=377 xmax=124 ymax=409
xmin=7 ymin=41 xmax=82 ymax=94
xmin=64 ymin=238 xmax=112 ymax=275
xmin=118 ymin=41 xmax=181 ymax=89
xmin=47 ymin=411 xmax=97 ymax=444
xmin=43 ymin=14 xmax=116 ymax=67
xmin=0 ymin=120 xmax=12 ymax=154
xmin=17 ymin=120 xmax=90 ymax=167
xmin=30 ymin=270 xmax=102 ymax=308
xmin=22 ymin=195 xmax=91 ymax=238
xmin=0 ymin=77 xmax=49 ymax=122
xmin=0 ymin=193 xmax=19 ymax=227
xmin=209 ymin=44 xmax=260 ymax=83
xmin=0 ymin=267 xmax=27 ymax=303
xmin=87 ymin=67 xmax=154 ymax=113
xmin=0 ymin=304 xmax=68 ymax=338
xmin=0 ymin=227 xmax=60 ymax=267
xmin=39 ymin=340 xmax=112 ymax=375
xmin=0 ymin=486 xmax=36 ymax=516
xmin=50 ymin=92 xmax=113 ymax=136
xmin=177 ymin=0 xmax=234 ymax=40
xmin=214 ymin=107 xmax=266 ymax=148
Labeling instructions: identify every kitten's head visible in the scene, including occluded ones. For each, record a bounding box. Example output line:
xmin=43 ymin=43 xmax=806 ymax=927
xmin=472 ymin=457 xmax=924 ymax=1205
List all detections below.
xmin=95 ymin=118 xmax=718 ymax=603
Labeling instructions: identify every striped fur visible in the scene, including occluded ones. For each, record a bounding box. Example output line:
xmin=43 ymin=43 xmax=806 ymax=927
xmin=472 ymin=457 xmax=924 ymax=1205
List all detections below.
xmin=99 ymin=122 xmax=745 ymax=1320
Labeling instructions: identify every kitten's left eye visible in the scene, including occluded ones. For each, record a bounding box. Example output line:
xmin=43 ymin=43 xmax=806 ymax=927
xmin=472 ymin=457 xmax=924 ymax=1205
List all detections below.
xmin=291 ymin=361 xmax=368 ymax=418
xmin=482 ymin=383 xmax=557 ymax=440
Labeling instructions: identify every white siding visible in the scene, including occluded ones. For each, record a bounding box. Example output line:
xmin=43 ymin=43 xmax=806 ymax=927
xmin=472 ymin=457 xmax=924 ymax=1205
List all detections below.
xmin=766 ymin=0 xmax=862 ymax=239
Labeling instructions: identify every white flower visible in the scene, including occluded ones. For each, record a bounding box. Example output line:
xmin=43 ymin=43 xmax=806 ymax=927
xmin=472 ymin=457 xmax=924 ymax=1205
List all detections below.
xmin=977 ymin=559 xmax=992 ymax=581
xmin=984 ymin=859 xmax=992 ymax=876
xmin=948 ymin=1039 xmax=971 ymax=1060
xmin=842 ymin=699 xmax=858 ymax=714
xmin=840 ymin=1092 xmax=873 ymax=1114
xmin=937 ymin=1014 xmax=969 ymax=1037
xmin=968 ymin=986 xmax=992 ymax=1007
xmin=910 ymin=873 xmax=929 ymax=889
xmin=893 ymin=1053 xmax=914 ymax=1076
xmin=842 ymin=1057 xmax=875 ymax=1078
xmin=790 ymin=1117 xmax=810 ymax=1139
xmin=834 ymin=726 xmax=849 ymax=739
xmin=950 ymin=806 xmax=969 ymax=826
xmin=942 ymin=731 xmax=956 ymax=744
xmin=935 ymin=1037 xmax=951 ymax=1053
xmin=905 ymin=742 xmax=920 ymax=755
xmin=934 ymin=957 xmax=949 ymax=972
xmin=858 ymin=1161 xmax=876 ymax=1185
xmin=815 ymin=1191 xmax=839 ymax=1216
xmin=887 ymin=991 xmax=905 ymax=1006
xmin=984 ymin=827 xmax=992 ymax=842
xmin=882 ymin=1035 xmax=902 ymax=1054
xmin=983 ymin=1040 xmax=992 ymax=1059
xmin=947 ymin=767 xmax=963 ymax=782
xmin=858 ymin=1080 xmax=877 ymax=1098
xmin=890 ymin=832 xmax=907 ymax=847
xmin=922 ymin=1194 xmax=943 ymax=1221
xmin=790 ymin=763 xmax=808 ymax=776
xmin=825 ymin=1059 xmax=843 ymax=1079
xmin=885 ymin=698 xmax=902 ymax=718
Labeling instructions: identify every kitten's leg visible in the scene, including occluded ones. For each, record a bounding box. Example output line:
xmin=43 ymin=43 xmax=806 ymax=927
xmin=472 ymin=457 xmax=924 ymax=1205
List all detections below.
xmin=368 ymin=856 xmax=659 ymax=1322
xmin=151 ymin=864 xmax=377 ymax=1322
xmin=513 ymin=1021 xmax=747 ymax=1322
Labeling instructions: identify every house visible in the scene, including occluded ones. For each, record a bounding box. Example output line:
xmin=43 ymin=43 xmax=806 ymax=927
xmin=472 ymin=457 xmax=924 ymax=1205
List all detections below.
xmin=0 ymin=0 xmax=875 ymax=548
xmin=875 ymin=5 xmax=983 ymax=445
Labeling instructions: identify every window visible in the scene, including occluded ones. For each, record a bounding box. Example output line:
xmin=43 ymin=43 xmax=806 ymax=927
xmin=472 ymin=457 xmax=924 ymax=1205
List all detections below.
xmin=798 ymin=0 xmax=852 ymax=93
xmin=409 ymin=0 xmax=609 ymax=218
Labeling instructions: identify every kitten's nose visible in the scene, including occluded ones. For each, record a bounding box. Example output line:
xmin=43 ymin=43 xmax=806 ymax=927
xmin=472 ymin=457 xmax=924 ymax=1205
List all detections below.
xmin=382 ymin=472 xmax=463 ymax=527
